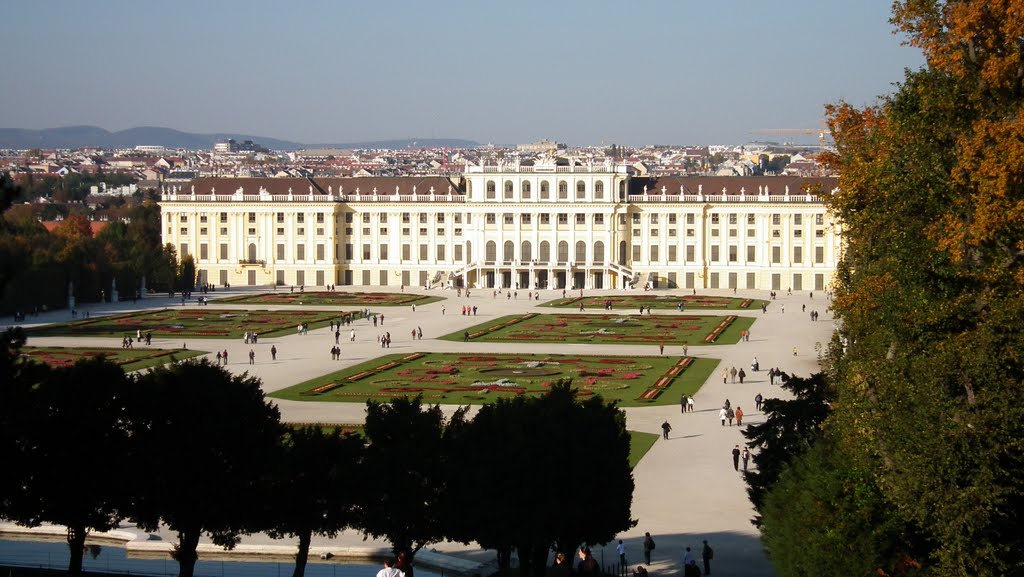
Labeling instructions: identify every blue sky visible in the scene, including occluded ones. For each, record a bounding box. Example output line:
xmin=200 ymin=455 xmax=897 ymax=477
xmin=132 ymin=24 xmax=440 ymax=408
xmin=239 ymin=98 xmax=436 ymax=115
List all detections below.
xmin=1 ymin=1 xmax=923 ymax=146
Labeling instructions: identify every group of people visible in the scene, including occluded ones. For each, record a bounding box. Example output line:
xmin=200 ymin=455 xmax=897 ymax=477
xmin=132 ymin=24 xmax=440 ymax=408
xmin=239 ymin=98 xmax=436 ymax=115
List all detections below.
xmin=721 ymin=366 xmax=747 ymax=384
xmin=630 ymin=533 xmax=715 ymax=576
xmin=460 ymin=305 xmax=478 ymax=315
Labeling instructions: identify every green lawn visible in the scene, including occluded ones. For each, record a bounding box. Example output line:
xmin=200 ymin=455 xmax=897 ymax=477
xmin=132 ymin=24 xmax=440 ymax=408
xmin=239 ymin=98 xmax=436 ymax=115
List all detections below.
xmin=21 ymin=346 xmax=206 ymax=371
xmin=27 ymin=308 xmax=356 ymax=339
xmin=216 ymin=291 xmax=444 ymax=307
xmin=270 ymin=352 xmax=719 ymax=407
xmin=542 ymin=294 xmax=765 ymax=310
xmin=629 ymin=431 xmax=660 ymax=469
xmin=440 ymin=313 xmax=753 ymax=345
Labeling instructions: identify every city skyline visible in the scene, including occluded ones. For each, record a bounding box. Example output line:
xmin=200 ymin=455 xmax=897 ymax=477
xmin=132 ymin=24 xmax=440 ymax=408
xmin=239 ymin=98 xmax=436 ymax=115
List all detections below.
xmin=1 ymin=0 xmax=923 ymax=147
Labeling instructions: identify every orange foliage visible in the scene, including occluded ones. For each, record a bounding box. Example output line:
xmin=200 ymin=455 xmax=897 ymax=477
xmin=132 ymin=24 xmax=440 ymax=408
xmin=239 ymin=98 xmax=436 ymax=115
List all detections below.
xmin=892 ymin=0 xmax=1024 ymax=95
xmin=53 ymin=214 xmax=94 ymax=241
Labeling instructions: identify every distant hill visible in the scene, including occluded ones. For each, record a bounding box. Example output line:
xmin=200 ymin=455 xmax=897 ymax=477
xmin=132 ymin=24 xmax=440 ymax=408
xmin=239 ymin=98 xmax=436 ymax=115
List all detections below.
xmin=0 ymin=126 xmax=478 ymax=151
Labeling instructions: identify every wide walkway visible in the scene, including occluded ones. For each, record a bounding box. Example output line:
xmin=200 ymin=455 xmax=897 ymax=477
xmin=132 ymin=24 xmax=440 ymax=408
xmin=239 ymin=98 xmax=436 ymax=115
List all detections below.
xmin=16 ymin=286 xmax=835 ymax=577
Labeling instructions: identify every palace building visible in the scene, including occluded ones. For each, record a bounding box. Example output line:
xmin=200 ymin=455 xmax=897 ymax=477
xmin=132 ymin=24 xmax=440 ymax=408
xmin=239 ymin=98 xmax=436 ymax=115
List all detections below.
xmin=159 ymin=158 xmax=840 ymax=292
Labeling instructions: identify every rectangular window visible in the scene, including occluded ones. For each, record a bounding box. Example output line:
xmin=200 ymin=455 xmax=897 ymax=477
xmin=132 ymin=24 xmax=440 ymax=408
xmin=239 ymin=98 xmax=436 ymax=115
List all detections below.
xmin=540 ymin=214 xmax=550 ymax=224
xmin=277 ymin=244 xmax=285 ymax=260
xmin=200 ymin=227 xmax=208 ymax=235
xmin=437 ymin=244 xmax=445 ymax=260
xmin=815 ymin=246 xmax=825 ymax=263
xmin=316 ymin=244 xmax=325 ymax=261
xmin=362 ymin=214 xmax=370 ymax=223
xmin=316 ymin=227 xmax=324 ymax=236
xmin=455 ymin=245 xmax=463 ymax=261
xmin=632 ymin=245 xmax=641 ymax=262
xmin=686 ymin=245 xmax=695 ymax=262
xmin=794 ymin=229 xmax=802 ymax=237
xmin=297 ymin=214 xmax=305 ymax=223
xmin=454 ymin=214 xmax=463 ymax=224
xmin=380 ymin=227 xmax=388 ymax=235
xmin=277 ymin=227 xmax=285 ymax=235
xmin=669 ymin=214 xmax=677 ymax=224
xmin=180 ymin=215 xmax=188 ymax=223
xmin=402 ymin=228 xmax=410 ymax=236
xmin=297 ymin=244 xmax=305 ymax=261
xmin=793 ymin=246 xmax=803 ymax=263
xmin=711 ymin=213 xmax=719 ymax=224
xmin=729 ymin=229 xmax=737 ymax=237
xmin=711 ymin=246 xmax=720 ymax=262
xmin=199 ymin=244 xmax=208 ymax=260
xmin=378 ymin=214 xmax=386 ymax=223
xmin=576 ymin=214 xmax=586 ymax=224
xmin=402 ymin=213 xmax=411 ymax=223
xmin=729 ymin=213 xmax=737 ymax=225
xmin=650 ymin=245 xmax=659 ymax=261
xmin=816 ymin=229 xmax=825 ymax=238
xmin=729 ymin=246 xmax=737 ymax=262
xmin=180 ymin=227 xmax=188 ymax=235
xmin=794 ymin=214 xmax=803 ymax=225
xmin=633 ymin=229 xmax=641 ymax=236
xmin=772 ymin=246 xmax=781 ymax=264
xmin=711 ymin=229 xmax=719 ymax=237
xmin=454 ymin=228 xmax=463 ymax=236
xmin=276 ymin=213 xmax=285 ymax=223
xmin=345 ymin=243 xmax=353 ymax=260
xmin=380 ymin=244 xmax=388 ymax=260
xmin=669 ymin=229 xmax=677 ymax=237
xmin=686 ymin=214 xmax=695 ymax=225
xmin=220 ymin=213 xmax=228 ymax=223
xmin=247 ymin=228 xmax=256 ymax=235
xmin=486 ymin=214 xmax=496 ymax=224
xmin=402 ymin=244 xmax=411 ymax=260
xmin=772 ymin=214 xmax=781 ymax=225
xmin=558 ymin=214 xmax=568 ymax=224
xmin=522 ymin=214 xmax=532 ymax=224
xmin=437 ymin=214 xmax=445 ymax=223
xmin=419 ymin=244 xmax=428 ymax=260
xmin=686 ymin=228 xmax=695 ymax=237
xmin=747 ymin=245 xmax=756 ymax=261
xmin=747 ymin=214 xmax=756 ymax=225
xmin=650 ymin=214 xmax=659 ymax=224
xmin=362 ymin=228 xmax=371 ymax=236
xmin=362 ymin=244 xmax=371 ymax=260
xmin=747 ymin=228 xmax=756 ymax=237
xmin=594 ymin=214 xmax=604 ymax=225
xmin=419 ymin=228 xmax=428 ymax=236
xmin=816 ymin=214 xmax=825 ymax=225
xmin=504 ymin=214 xmax=514 ymax=224
xmin=345 ymin=213 xmax=353 ymax=223
xmin=633 ymin=213 xmax=641 ymax=224
xmin=651 ymin=229 xmax=659 ymax=237
xmin=668 ymin=245 xmax=677 ymax=262
xmin=180 ymin=243 xmax=188 ymax=256
xmin=437 ymin=228 xmax=445 ymax=236
xmin=220 ymin=244 xmax=228 ymax=260
xmin=419 ymin=214 xmax=428 ymax=223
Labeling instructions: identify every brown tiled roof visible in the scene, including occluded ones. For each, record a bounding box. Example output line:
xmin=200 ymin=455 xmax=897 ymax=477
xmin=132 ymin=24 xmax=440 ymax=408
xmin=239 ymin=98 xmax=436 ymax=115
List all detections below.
xmin=173 ymin=176 xmax=463 ymax=196
xmin=629 ymin=175 xmax=837 ymax=196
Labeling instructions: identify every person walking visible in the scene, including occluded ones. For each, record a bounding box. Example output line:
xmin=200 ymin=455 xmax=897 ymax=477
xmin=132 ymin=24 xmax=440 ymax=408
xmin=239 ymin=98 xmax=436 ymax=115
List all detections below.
xmin=719 ymin=407 xmax=728 ymax=427
xmin=741 ymin=447 xmax=750 ymax=471
xmin=642 ymin=533 xmax=655 ymax=565
xmin=730 ymin=366 xmax=738 ymax=383
xmin=721 ymin=369 xmax=728 ymax=384
xmin=350 ymin=329 xmax=355 ymax=341
xmin=680 ymin=394 xmax=687 ymax=414
xmin=738 ymin=367 xmax=746 ymax=383
xmin=735 ymin=406 xmax=744 ymax=426
xmin=215 ymin=351 xmax=222 ymax=365
xmin=702 ymin=540 xmax=714 ymax=576
xmin=222 ymin=349 xmax=228 ymax=365
xmin=726 ymin=406 xmax=735 ymax=426
xmin=687 ymin=396 xmax=694 ymax=413
xmin=732 ymin=445 xmax=741 ymax=471
xmin=659 ymin=343 xmax=664 ymax=355
xmin=661 ymin=420 xmax=672 ymax=440
xmin=270 ymin=345 xmax=277 ymax=361
xmin=755 ymin=392 xmax=763 ymax=411
xmin=616 ymin=540 xmax=626 ymax=567
xmin=248 ymin=349 xmax=255 ymax=365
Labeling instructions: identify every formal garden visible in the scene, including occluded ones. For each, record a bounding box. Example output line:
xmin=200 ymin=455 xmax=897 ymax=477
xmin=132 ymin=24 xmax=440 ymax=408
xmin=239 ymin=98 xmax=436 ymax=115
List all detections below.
xmin=20 ymin=346 xmax=206 ymax=371
xmin=440 ymin=312 xmax=752 ymax=345
xmin=216 ymin=291 xmax=444 ymax=307
xmin=27 ymin=308 xmax=353 ymax=339
xmin=543 ymin=293 xmax=763 ymax=310
xmin=271 ymin=351 xmax=719 ymax=407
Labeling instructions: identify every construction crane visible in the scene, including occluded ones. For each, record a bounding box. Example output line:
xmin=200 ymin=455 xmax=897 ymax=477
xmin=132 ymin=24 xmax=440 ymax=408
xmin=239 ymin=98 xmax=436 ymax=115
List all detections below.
xmin=750 ymin=121 xmax=832 ymax=150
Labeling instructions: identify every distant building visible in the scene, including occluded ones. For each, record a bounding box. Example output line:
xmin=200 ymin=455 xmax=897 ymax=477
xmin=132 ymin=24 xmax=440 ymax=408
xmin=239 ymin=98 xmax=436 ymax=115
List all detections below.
xmin=516 ymin=139 xmax=563 ymax=154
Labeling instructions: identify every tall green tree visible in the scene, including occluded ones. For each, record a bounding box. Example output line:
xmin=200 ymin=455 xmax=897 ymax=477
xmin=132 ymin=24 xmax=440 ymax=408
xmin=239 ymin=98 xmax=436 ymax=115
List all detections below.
xmin=449 ymin=381 xmax=635 ymax=577
xmin=810 ymin=1 xmax=1024 ymax=574
xmin=130 ymin=359 xmax=283 ymax=577
xmin=266 ymin=426 xmax=365 ymax=577
xmin=9 ymin=357 xmax=133 ymax=575
xmin=360 ymin=397 xmax=467 ymax=562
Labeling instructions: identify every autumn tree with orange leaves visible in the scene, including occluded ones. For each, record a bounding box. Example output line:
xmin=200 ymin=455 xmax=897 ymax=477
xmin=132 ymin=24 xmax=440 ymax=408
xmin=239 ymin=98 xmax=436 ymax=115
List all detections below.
xmin=758 ymin=2 xmax=1024 ymax=577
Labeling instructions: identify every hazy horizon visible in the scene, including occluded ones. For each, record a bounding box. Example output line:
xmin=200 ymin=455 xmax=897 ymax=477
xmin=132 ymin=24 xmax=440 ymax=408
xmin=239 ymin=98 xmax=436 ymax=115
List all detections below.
xmin=1 ymin=0 xmax=923 ymax=147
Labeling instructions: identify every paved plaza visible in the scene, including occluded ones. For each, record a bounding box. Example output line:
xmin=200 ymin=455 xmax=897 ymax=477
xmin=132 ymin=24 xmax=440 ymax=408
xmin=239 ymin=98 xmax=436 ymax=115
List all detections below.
xmin=11 ymin=286 xmax=835 ymax=577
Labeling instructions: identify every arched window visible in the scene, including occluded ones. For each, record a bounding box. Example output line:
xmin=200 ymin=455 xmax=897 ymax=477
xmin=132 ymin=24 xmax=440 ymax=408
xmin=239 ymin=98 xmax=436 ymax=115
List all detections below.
xmin=466 ymin=180 xmax=473 ymax=195
xmin=618 ymin=241 xmax=627 ymax=265
xmin=540 ymin=241 xmax=550 ymax=262
xmin=486 ymin=180 xmax=496 ymax=199
xmin=521 ymin=180 xmax=532 ymax=199
xmin=248 ymin=243 xmax=257 ymax=261
xmin=540 ymin=181 xmax=550 ymax=200
xmin=575 ymin=241 xmax=586 ymax=263
xmin=557 ymin=241 xmax=569 ymax=262
xmin=594 ymin=241 xmax=605 ymax=263
xmin=521 ymin=241 xmax=532 ymax=262
xmin=504 ymin=180 xmax=514 ymax=199
xmin=576 ymin=180 xmax=586 ymax=199
xmin=485 ymin=241 xmax=497 ymax=262
xmin=595 ymin=181 xmax=604 ymax=199
xmin=466 ymin=240 xmax=473 ymax=262
xmin=558 ymin=181 xmax=568 ymax=199
xmin=503 ymin=240 xmax=514 ymax=262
